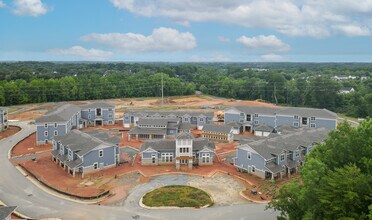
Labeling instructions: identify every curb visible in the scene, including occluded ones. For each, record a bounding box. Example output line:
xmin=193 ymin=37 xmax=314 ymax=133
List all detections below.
xmin=0 ymin=200 xmax=34 ymax=220
xmin=239 ymin=191 xmax=269 ymax=204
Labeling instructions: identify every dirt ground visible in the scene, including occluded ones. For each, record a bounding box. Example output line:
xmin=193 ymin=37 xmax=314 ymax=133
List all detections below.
xmin=11 ymin=133 xmax=51 ymax=157
xmin=0 ymin=126 xmax=20 ymax=140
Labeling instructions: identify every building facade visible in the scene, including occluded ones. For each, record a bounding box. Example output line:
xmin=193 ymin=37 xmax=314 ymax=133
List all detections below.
xmin=234 ymin=128 xmax=330 ymax=180
xmin=52 ymin=130 xmax=120 ymax=177
xmin=140 ymin=132 xmax=215 ymax=169
xmin=201 ymin=124 xmax=234 ymax=143
xmin=81 ymin=102 xmax=115 ymax=126
xmin=0 ymin=107 xmax=8 ymax=132
xmin=224 ymin=106 xmax=337 ymax=133
xmin=123 ymin=110 xmax=213 ymax=130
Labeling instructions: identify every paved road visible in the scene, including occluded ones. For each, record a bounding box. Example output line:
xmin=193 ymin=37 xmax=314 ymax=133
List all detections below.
xmin=0 ymin=121 xmax=277 ymax=220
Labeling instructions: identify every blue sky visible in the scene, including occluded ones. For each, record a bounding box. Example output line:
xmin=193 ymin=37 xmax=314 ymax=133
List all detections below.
xmin=0 ymin=0 xmax=372 ymax=62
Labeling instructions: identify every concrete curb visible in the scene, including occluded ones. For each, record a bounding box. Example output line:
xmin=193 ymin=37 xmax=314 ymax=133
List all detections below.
xmin=239 ymin=191 xmax=270 ymax=204
xmin=0 ymin=200 xmax=34 ymax=220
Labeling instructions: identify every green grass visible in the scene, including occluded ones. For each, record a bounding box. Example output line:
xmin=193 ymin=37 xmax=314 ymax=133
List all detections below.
xmin=142 ymin=185 xmax=213 ymax=208
xmin=337 ymin=113 xmax=359 ymax=122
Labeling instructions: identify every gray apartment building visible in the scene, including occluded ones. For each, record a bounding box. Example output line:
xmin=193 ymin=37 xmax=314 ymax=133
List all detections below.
xmin=0 ymin=107 xmax=8 ymax=132
xmin=52 ymin=130 xmax=120 ymax=177
xmin=140 ymin=132 xmax=215 ymax=169
xmin=81 ymin=102 xmax=115 ymax=126
xmin=234 ymin=127 xmax=330 ymax=180
xmin=123 ymin=110 xmax=213 ymax=130
xmin=224 ymin=106 xmax=337 ymax=133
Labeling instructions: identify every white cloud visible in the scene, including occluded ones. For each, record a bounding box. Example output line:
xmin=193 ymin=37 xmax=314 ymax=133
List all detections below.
xmin=12 ymin=0 xmax=48 ymax=17
xmin=190 ymin=54 xmax=231 ymax=62
xmin=237 ymin=35 xmax=290 ymax=52
xmin=260 ymin=53 xmax=287 ymax=62
xmin=110 ymin=0 xmax=372 ymax=38
xmin=49 ymin=46 xmax=113 ymax=61
xmin=81 ymin=27 xmax=196 ymax=53
xmin=218 ymin=36 xmax=230 ymax=43
xmin=0 ymin=1 xmax=6 ymax=8
xmin=333 ymin=24 xmax=371 ymax=36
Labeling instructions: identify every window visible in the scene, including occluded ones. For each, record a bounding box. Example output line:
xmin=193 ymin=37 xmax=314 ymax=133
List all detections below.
xmin=293 ymin=122 xmax=299 ymax=127
xmin=295 ymin=150 xmax=300 ymax=157
xmin=88 ymin=109 xmax=91 ymax=112
xmin=108 ymin=108 xmax=112 ymax=111
xmin=280 ymin=154 xmax=285 ymax=161
xmin=239 ymin=119 xmax=244 ymax=123
xmin=109 ymin=114 xmax=113 ymax=118
xmin=68 ymin=150 xmax=72 ymax=157
xmin=240 ymin=112 xmax=244 ymax=117
xmin=251 ymin=166 xmax=255 ymax=172
xmin=311 ymin=117 xmax=316 ymax=121
xmin=302 ymin=117 xmax=308 ymax=125
xmin=44 ymin=124 xmax=48 ymax=128
xmin=99 ymin=150 xmax=103 ymax=157
xmin=246 ymin=114 xmax=251 ymax=121
xmin=254 ymin=113 xmax=258 ymax=117
xmin=93 ymin=163 xmax=98 ymax=169
xmin=294 ymin=115 xmax=299 ymax=120
xmin=247 ymin=152 xmax=251 ymax=160
xmin=88 ymin=115 xmax=91 ymax=119
xmin=184 ymin=118 xmax=189 ymax=122
xmin=254 ymin=120 xmax=259 ymax=125
xmin=54 ymin=123 xmax=57 ymax=128
xmin=151 ymin=154 xmax=156 ymax=164
xmin=54 ymin=130 xmax=58 ymax=136
xmin=310 ymin=123 xmax=316 ymax=128
xmin=199 ymin=118 xmax=204 ymax=122
xmin=44 ymin=131 xmax=48 ymax=137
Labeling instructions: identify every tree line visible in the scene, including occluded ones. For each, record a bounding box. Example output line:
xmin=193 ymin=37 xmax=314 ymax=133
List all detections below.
xmin=0 ymin=62 xmax=370 ymax=118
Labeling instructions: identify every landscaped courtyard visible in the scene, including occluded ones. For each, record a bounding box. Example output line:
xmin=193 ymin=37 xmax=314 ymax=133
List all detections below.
xmin=142 ymin=185 xmax=213 ymax=208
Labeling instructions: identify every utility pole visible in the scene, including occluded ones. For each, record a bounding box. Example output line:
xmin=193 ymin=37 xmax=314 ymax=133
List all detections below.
xmin=274 ymin=82 xmax=278 ymax=105
xmin=161 ymin=73 xmax=164 ymax=105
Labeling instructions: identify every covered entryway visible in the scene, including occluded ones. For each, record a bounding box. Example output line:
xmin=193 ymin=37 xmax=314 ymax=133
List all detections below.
xmin=95 ymin=119 xmax=103 ymax=126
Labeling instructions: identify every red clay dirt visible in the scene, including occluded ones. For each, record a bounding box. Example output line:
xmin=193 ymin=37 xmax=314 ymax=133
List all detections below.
xmin=11 ymin=133 xmax=51 ymax=157
xmin=0 ymin=126 xmax=20 ymax=140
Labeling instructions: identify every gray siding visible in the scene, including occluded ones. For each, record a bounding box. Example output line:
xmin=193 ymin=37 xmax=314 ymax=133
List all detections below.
xmin=255 ymin=115 xmax=275 ymax=128
xmin=224 ymin=113 xmax=241 ymax=123
xmin=276 ymin=115 xmax=298 ymax=127
xmin=313 ymin=118 xmax=337 ymax=129
xmin=81 ymin=146 xmax=117 ymax=168
xmin=36 ymin=124 xmax=67 ymax=142
xmin=235 ymin=148 xmax=266 ymax=171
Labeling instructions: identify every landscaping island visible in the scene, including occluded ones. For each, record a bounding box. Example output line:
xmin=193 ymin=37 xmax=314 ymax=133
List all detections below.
xmin=142 ymin=185 xmax=213 ymax=208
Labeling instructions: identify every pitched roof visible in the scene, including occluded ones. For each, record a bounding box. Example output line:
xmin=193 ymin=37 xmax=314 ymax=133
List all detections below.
xmin=35 ymin=104 xmax=81 ymax=123
xmin=176 ymin=132 xmax=194 ymax=139
xmin=128 ymin=127 xmax=167 ymax=135
xmin=0 ymin=206 xmax=17 ymax=219
xmin=124 ymin=110 xmax=213 ymax=118
xmin=137 ymin=117 xmax=179 ymax=126
xmin=141 ymin=138 xmax=215 ymax=152
xmin=275 ymin=125 xmax=299 ymax=133
xmin=202 ymin=124 xmax=233 ymax=134
xmin=226 ymin=121 xmax=242 ymax=128
xmin=82 ymin=101 xmax=115 ymax=109
xmin=254 ymin=124 xmax=273 ymax=132
xmin=232 ymin=106 xmax=277 ymax=115
xmin=239 ymin=127 xmax=330 ymax=160
xmin=54 ymin=130 xmax=115 ymax=156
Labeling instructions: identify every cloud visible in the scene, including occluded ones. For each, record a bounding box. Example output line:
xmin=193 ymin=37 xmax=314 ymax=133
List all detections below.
xmin=81 ymin=27 xmax=196 ymax=53
xmin=0 ymin=1 xmax=6 ymax=8
xmin=333 ymin=24 xmax=371 ymax=36
xmin=237 ymin=35 xmax=290 ymax=52
xmin=190 ymin=54 xmax=231 ymax=62
xmin=218 ymin=36 xmax=230 ymax=43
xmin=49 ymin=46 xmax=113 ymax=61
xmin=11 ymin=0 xmax=48 ymax=17
xmin=110 ymin=0 xmax=372 ymax=38
xmin=260 ymin=53 xmax=287 ymax=62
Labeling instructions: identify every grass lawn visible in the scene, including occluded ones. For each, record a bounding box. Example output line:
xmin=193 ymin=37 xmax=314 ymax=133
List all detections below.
xmin=142 ymin=185 xmax=213 ymax=208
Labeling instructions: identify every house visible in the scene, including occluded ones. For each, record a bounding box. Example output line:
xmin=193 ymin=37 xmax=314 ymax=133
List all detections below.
xmin=224 ymin=106 xmax=337 ymax=132
xmin=226 ymin=121 xmax=242 ymax=134
xmin=339 ymin=87 xmax=355 ymax=94
xmin=140 ymin=132 xmax=215 ymax=169
xmin=81 ymin=102 xmax=115 ymax=126
xmin=0 ymin=206 xmax=17 ymax=220
xmin=123 ymin=110 xmax=213 ymax=130
xmin=35 ymin=104 xmax=82 ymax=145
xmin=51 ymin=130 xmax=120 ymax=178
xmin=253 ymin=124 xmax=273 ymax=137
xmin=0 ymin=107 xmax=8 ymax=132
xmin=201 ymin=124 xmax=234 ymax=143
xmin=234 ymin=128 xmax=330 ymax=180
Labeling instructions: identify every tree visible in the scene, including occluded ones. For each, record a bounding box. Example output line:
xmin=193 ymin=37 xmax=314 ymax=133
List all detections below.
xmin=268 ymin=120 xmax=372 ymax=220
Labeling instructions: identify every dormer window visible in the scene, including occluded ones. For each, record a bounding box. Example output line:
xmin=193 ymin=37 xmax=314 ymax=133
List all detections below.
xmin=311 ymin=117 xmax=316 ymax=121
xmin=295 ymin=150 xmax=300 ymax=157
xmin=280 ymin=153 xmax=285 ymax=161
xmin=294 ymin=115 xmax=299 ymax=120
xmin=54 ymin=123 xmax=57 ymax=128
xmin=254 ymin=113 xmax=258 ymax=117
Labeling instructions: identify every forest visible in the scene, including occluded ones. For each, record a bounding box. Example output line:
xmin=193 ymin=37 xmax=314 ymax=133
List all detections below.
xmin=0 ymin=62 xmax=371 ymax=118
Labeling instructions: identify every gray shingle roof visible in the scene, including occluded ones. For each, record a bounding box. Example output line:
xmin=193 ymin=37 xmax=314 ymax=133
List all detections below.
xmin=202 ymin=124 xmax=233 ymax=134
xmin=128 ymin=127 xmax=167 ymax=135
xmin=226 ymin=121 xmax=242 ymax=128
xmin=254 ymin=124 xmax=274 ymax=132
xmin=239 ymin=127 xmax=330 ymax=160
xmin=35 ymin=104 xmax=81 ymax=123
xmin=275 ymin=125 xmax=299 ymax=133
xmin=141 ymin=137 xmax=215 ymax=152
xmin=137 ymin=117 xmax=179 ymax=126
xmin=265 ymin=162 xmax=285 ymax=173
xmin=176 ymin=132 xmax=194 ymax=139
xmin=0 ymin=206 xmax=17 ymax=220
xmin=82 ymin=101 xmax=115 ymax=109
xmin=54 ymin=130 xmax=115 ymax=156
xmin=230 ymin=106 xmax=337 ymax=119
xmin=124 ymin=110 xmax=213 ymax=118
xmin=178 ymin=123 xmax=194 ymax=130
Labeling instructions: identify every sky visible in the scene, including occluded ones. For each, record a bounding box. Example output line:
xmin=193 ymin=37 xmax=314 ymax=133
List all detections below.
xmin=0 ymin=0 xmax=372 ymax=62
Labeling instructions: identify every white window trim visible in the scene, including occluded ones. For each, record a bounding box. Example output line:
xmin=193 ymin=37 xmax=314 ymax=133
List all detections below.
xmin=93 ymin=162 xmax=98 ymax=169
xmin=293 ymin=122 xmax=299 ymax=127
xmin=247 ymin=152 xmax=252 ymax=160
xmin=44 ymin=131 xmax=48 ymax=137
xmin=310 ymin=123 xmax=316 ymax=128
xmin=88 ymin=115 xmax=91 ymax=119
xmin=54 ymin=130 xmax=58 ymax=136
xmin=280 ymin=154 xmax=285 ymax=162
xmin=54 ymin=123 xmax=57 ymax=128
xmin=294 ymin=115 xmax=299 ymax=120
xmin=99 ymin=150 xmax=103 ymax=157
xmin=44 ymin=124 xmax=48 ymax=128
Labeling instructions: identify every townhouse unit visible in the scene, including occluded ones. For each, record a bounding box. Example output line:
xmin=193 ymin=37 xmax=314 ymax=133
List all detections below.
xmin=253 ymin=124 xmax=274 ymax=137
xmin=201 ymin=124 xmax=234 ymax=143
xmin=52 ymin=130 xmax=120 ymax=177
xmin=0 ymin=107 xmax=8 ymax=132
xmin=81 ymin=102 xmax=115 ymax=126
xmin=140 ymin=132 xmax=215 ymax=169
xmin=234 ymin=128 xmax=330 ymax=180
xmin=224 ymin=106 xmax=337 ymax=133
xmin=35 ymin=104 xmax=82 ymax=145
xmin=123 ymin=110 xmax=213 ymax=130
